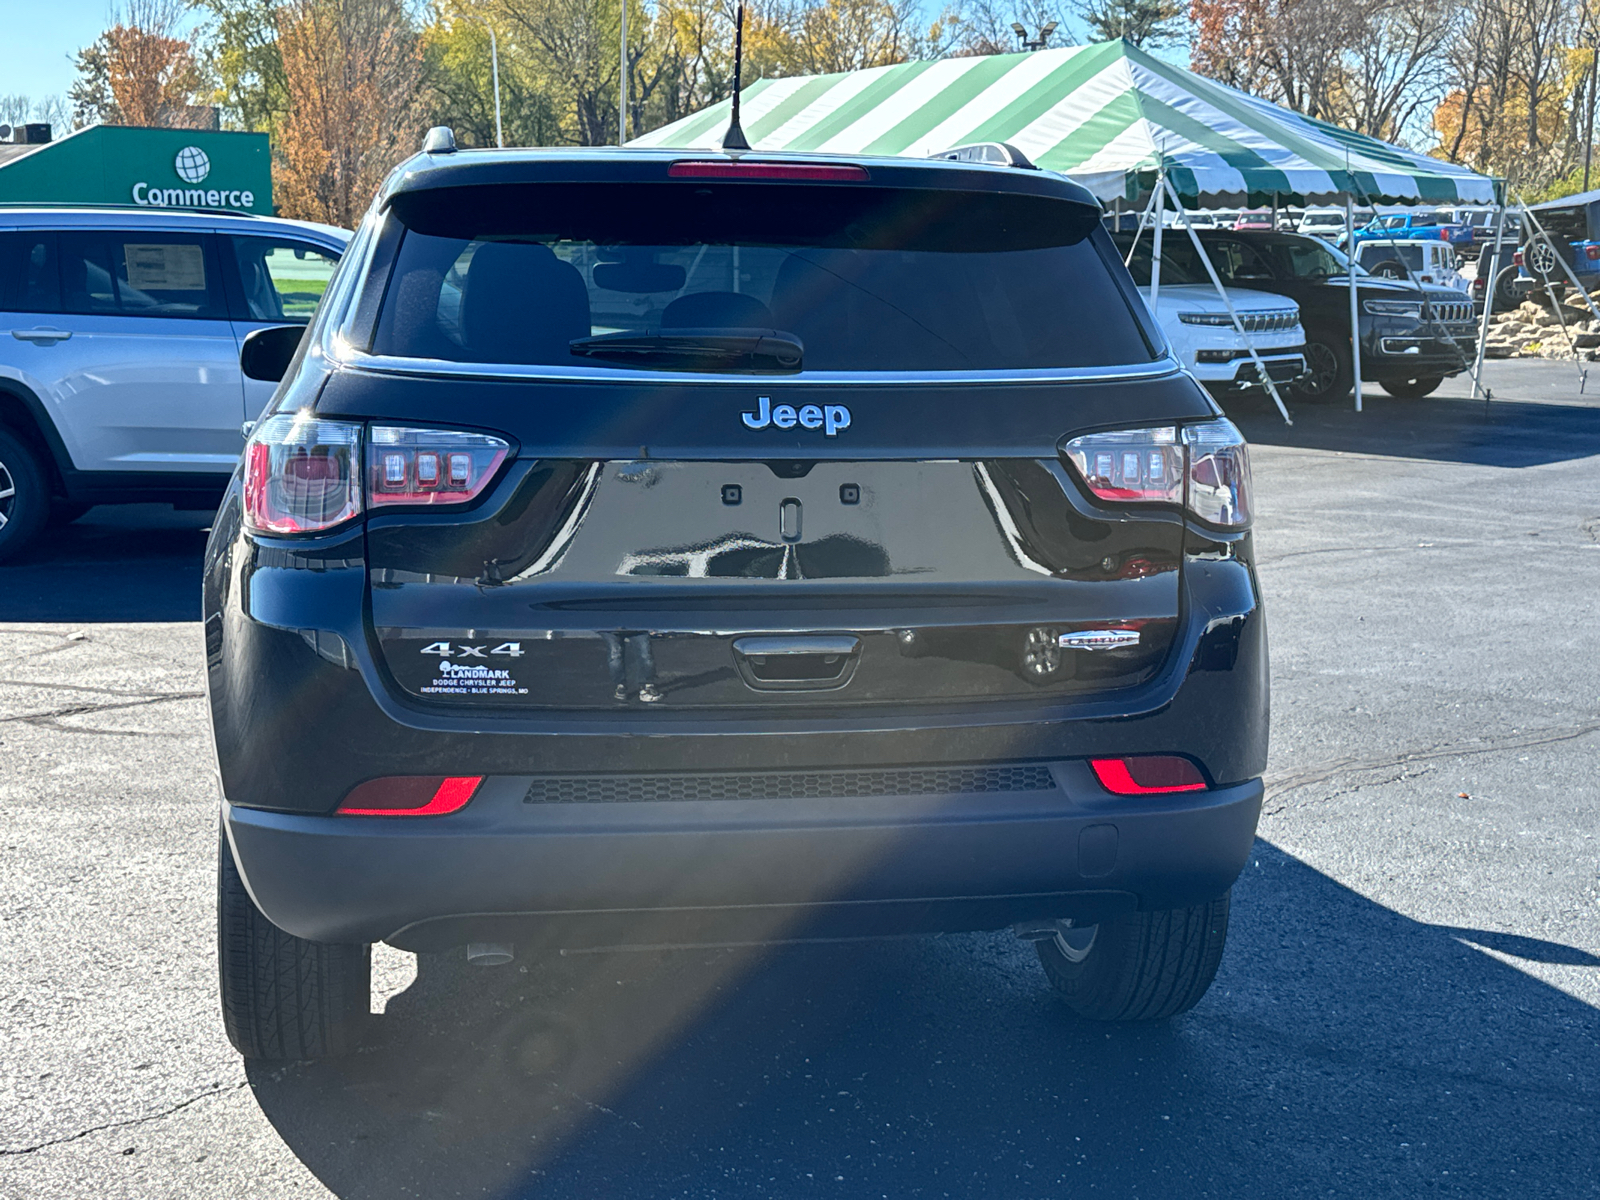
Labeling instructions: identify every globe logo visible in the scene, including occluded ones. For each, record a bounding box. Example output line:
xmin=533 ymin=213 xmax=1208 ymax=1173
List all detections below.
xmin=174 ymin=146 xmax=211 ymax=185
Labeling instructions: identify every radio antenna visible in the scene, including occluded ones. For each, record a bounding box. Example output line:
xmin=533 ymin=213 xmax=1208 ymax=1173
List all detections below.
xmin=722 ymin=2 xmax=751 ymax=151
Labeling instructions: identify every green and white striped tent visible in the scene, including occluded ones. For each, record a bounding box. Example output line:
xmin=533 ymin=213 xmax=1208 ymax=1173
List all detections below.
xmin=632 ymin=38 xmax=1496 ymax=208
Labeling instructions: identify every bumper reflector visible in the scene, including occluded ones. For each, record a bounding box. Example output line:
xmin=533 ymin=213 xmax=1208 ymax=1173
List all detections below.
xmin=337 ymin=775 xmax=483 ymax=816
xmin=1090 ymin=757 xmax=1206 ymax=795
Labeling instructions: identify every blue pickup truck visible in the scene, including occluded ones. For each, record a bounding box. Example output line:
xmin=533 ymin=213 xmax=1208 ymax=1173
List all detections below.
xmin=1343 ymin=211 xmax=1474 ymax=252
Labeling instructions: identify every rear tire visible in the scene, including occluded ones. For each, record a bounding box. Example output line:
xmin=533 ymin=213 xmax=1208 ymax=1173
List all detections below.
xmin=1289 ymin=333 xmax=1354 ymax=402
xmin=0 ymin=428 xmax=49 ymax=564
xmin=217 ymin=828 xmax=370 ymax=1059
xmin=1036 ymin=892 xmax=1230 ymax=1021
xmin=1379 ymin=375 xmax=1443 ymax=399
xmin=1492 ymin=265 xmax=1520 ymax=312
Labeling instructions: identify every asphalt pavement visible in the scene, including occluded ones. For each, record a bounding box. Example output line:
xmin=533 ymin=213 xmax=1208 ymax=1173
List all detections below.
xmin=1 ymin=360 xmax=1597 ymax=1199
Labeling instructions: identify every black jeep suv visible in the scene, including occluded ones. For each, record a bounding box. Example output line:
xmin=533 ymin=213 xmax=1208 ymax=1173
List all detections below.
xmin=206 ymin=140 xmax=1268 ymax=1059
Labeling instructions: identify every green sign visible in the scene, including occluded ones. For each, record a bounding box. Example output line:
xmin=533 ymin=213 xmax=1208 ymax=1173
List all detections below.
xmin=0 ymin=125 xmax=273 ymax=215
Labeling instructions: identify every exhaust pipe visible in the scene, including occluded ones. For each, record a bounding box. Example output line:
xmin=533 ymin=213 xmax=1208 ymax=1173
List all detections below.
xmin=466 ymin=942 xmax=514 ymax=967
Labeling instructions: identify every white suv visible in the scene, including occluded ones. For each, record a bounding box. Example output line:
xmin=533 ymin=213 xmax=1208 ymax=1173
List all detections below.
xmin=0 ymin=208 xmax=349 ymax=561
xmin=1121 ymin=239 xmax=1307 ymax=393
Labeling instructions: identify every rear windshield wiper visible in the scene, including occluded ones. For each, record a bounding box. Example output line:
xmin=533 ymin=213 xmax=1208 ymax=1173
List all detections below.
xmin=570 ymin=328 xmax=804 ymax=373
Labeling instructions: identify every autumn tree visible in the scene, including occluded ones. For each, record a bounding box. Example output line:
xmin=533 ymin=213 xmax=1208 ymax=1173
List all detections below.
xmin=70 ymin=41 xmax=122 ymax=126
xmin=1428 ymin=0 xmax=1587 ymax=190
xmin=70 ymin=0 xmax=212 ymax=128
xmin=274 ymin=0 xmax=424 ymax=226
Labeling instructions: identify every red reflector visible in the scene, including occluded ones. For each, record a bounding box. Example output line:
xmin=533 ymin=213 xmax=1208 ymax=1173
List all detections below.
xmin=667 ymin=160 xmax=870 ymax=181
xmin=337 ymin=776 xmax=483 ymax=816
xmin=1090 ymin=757 xmax=1207 ymax=795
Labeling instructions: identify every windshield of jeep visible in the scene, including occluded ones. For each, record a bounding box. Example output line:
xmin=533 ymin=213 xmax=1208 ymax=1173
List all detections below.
xmin=369 ymin=181 xmax=1161 ymax=372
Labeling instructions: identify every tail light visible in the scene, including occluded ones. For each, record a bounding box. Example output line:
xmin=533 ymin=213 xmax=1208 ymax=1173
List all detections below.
xmin=243 ymin=413 xmax=362 ymax=534
xmin=1439 ymin=229 xmax=1450 ymax=241
xmin=337 ymin=775 xmax=483 ymax=815
xmin=1586 ymin=245 xmax=1600 ymax=261
xmin=1090 ymin=756 xmax=1206 ymax=794
xmin=242 ymin=416 xmax=511 ymax=535
xmin=1513 ymin=250 xmax=1524 ymax=267
xmin=368 ymin=426 xmax=509 ymax=508
xmin=1062 ymin=418 xmax=1253 ymax=527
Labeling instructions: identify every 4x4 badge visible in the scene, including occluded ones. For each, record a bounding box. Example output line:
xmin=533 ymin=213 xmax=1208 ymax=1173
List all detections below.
xmin=742 ymin=396 xmax=851 ymax=437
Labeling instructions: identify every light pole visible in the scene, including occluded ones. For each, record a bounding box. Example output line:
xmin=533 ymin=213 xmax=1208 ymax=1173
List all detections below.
xmin=1011 ymin=20 xmax=1057 ymax=51
xmin=489 ymin=27 xmax=503 ymax=148
xmin=619 ymin=0 xmax=628 ymax=145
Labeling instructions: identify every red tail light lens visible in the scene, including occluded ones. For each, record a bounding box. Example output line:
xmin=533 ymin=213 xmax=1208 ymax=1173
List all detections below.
xmin=668 ymin=160 xmax=870 ymax=181
xmin=1586 ymin=245 xmax=1600 ymax=261
xmin=242 ymin=413 xmax=362 ymax=534
xmin=1513 ymin=250 xmax=1524 ymax=266
xmin=1060 ymin=425 xmax=1184 ymax=503
xmin=367 ymin=426 xmax=509 ymax=508
xmin=1090 ymin=757 xmax=1207 ymax=795
xmin=337 ymin=775 xmax=483 ymax=815
xmin=1062 ymin=418 xmax=1252 ymax=527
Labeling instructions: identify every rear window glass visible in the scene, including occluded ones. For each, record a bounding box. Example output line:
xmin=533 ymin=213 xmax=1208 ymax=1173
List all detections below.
xmin=370 ymin=182 xmax=1158 ymax=372
xmin=1359 ymin=243 xmax=1425 ymax=271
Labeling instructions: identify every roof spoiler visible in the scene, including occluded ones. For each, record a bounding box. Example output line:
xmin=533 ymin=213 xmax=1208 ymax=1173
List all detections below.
xmin=929 ymin=142 xmax=1038 ymax=170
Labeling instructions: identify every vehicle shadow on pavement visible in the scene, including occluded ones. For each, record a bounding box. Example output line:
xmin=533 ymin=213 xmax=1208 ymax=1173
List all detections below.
xmin=245 ymin=839 xmax=1600 ymax=1200
xmin=1220 ymin=390 xmax=1600 ymax=468
xmin=0 ymin=506 xmax=209 ymax=623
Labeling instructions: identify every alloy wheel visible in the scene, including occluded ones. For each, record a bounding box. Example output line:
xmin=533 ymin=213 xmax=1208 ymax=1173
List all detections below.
xmin=1301 ymin=342 xmax=1341 ymax=396
xmin=0 ymin=457 xmax=15 ymax=532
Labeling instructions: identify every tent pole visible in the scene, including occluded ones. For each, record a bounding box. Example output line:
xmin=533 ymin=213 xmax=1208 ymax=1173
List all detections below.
xmin=1347 ymin=193 xmax=1362 ymax=413
xmin=1467 ymin=201 xmax=1506 ymax=406
xmin=1149 ymin=171 xmax=1166 ymax=314
xmin=1162 ymin=175 xmax=1292 ymax=425
xmin=1122 ymin=181 xmax=1163 ymax=268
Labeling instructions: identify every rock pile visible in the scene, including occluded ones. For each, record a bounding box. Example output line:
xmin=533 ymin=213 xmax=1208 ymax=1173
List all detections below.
xmin=1482 ymin=291 xmax=1600 ymax=360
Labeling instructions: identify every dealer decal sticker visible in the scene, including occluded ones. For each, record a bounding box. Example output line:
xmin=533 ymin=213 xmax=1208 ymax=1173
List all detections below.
xmin=418 ymin=641 xmax=529 ymax=696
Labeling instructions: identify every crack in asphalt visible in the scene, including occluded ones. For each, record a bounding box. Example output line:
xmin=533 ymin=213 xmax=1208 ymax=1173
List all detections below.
xmin=0 ymin=678 xmax=195 ymax=699
xmin=1263 ymin=722 xmax=1600 ymax=812
xmin=0 ymin=1081 xmax=245 ymax=1156
xmin=0 ymin=691 xmax=206 ymax=735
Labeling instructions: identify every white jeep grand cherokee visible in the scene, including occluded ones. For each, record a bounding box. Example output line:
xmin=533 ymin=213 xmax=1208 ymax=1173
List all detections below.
xmin=0 ymin=207 xmax=349 ymax=561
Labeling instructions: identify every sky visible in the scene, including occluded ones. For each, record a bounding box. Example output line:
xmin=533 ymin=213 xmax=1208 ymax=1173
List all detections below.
xmin=6 ymin=0 xmax=125 ymax=110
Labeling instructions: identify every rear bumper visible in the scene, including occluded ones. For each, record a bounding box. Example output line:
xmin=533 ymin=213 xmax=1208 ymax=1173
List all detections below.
xmin=224 ymin=769 xmax=1263 ymax=948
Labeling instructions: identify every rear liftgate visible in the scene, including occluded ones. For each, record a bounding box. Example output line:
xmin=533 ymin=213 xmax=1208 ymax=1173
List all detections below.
xmin=366 ymin=452 xmax=1184 ymax=711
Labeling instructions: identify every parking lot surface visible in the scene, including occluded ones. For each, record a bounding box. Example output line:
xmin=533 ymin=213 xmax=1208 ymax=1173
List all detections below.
xmin=2 ymin=360 xmax=1597 ymax=1199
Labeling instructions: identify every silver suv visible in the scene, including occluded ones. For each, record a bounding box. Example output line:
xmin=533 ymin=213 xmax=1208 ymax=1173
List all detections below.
xmin=0 ymin=207 xmax=349 ymax=561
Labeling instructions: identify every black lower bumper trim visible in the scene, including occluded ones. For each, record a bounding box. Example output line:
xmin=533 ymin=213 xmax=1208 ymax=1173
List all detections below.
xmin=224 ymin=770 xmax=1263 ymax=948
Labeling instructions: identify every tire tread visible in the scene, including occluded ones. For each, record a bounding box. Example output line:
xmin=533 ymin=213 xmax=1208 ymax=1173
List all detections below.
xmin=1037 ymin=892 xmax=1230 ymax=1021
xmin=217 ymin=830 xmax=368 ymax=1059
